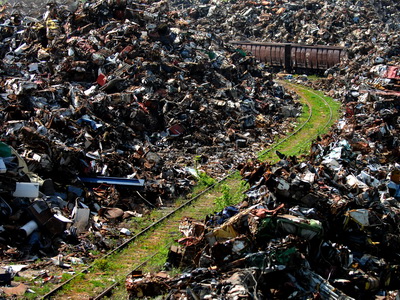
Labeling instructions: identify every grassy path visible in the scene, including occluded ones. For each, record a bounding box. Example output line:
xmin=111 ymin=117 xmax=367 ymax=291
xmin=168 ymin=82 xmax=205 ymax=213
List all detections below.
xmin=259 ymin=81 xmax=341 ymax=162
xmin=35 ymin=83 xmax=341 ymax=299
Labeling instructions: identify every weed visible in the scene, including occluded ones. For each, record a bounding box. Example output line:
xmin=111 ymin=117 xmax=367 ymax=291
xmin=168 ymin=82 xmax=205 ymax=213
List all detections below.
xmin=24 ymin=291 xmax=41 ymax=299
xmin=168 ymin=267 xmax=183 ymax=277
xmin=93 ymin=258 xmax=110 ymax=271
xmin=193 ymin=155 xmax=216 ymax=187
xmin=61 ymin=273 xmax=73 ymax=281
xmin=89 ymin=250 xmax=101 ymax=257
xmin=143 ymin=247 xmax=173 ymax=274
xmin=27 ymin=284 xmax=52 ymax=299
xmin=90 ymin=279 xmax=106 ymax=288
xmin=197 ymin=170 xmax=216 ymax=187
xmin=215 ymin=184 xmax=236 ymax=210
xmin=12 ymin=275 xmax=24 ymax=282
xmin=306 ymin=74 xmax=321 ymax=81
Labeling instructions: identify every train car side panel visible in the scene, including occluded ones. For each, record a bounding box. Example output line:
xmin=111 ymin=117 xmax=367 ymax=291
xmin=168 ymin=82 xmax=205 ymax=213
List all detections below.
xmin=230 ymin=41 xmax=346 ymax=71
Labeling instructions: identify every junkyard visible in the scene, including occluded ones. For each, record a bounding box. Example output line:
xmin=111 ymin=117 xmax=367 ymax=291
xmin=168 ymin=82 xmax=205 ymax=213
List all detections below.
xmin=0 ymin=0 xmax=399 ymax=299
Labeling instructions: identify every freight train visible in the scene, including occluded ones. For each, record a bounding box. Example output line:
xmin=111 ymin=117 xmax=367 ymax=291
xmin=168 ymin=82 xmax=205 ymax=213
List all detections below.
xmin=231 ymin=41 xmax=346 ymax=72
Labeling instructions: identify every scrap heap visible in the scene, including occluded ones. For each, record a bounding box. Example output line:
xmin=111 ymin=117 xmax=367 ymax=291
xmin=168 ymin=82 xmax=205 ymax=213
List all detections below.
xmin=126 ymin=82 xmax=400 ymax=299
xmin=0 ymin=0 xmax=398 ymax=298
xmin=126 ymin=56 xmax=399 ymax=299
xmin=0 ymin=0 xmax=300 ymax=270
xmin=125 ymin=0 xmax=400 ymax=299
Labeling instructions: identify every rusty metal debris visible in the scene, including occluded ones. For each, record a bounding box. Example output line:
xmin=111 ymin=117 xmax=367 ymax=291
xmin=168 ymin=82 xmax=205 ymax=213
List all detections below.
xmin=0 ymin=0 xmax=304 ymax=294
xmin=0 ymin=0 xmax=398 ymax=298
xmin=127 ymin=109 xmax=400 ymax=298
xmin=126 ymin=0 xmax=399 ymax=297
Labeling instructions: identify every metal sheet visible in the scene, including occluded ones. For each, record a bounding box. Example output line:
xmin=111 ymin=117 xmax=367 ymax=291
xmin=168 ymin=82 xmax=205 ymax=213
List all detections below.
xmin=270 ymin=46 xmax=275 ymax=65
xmin=256 ymin=45 xmax=262 ymax=62
xmin=310 ymin=48 xmax=318 ymax=69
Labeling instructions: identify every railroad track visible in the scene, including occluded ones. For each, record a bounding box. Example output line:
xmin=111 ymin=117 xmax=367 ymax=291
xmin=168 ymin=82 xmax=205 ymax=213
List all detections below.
xmin=278 ymin=80 xmax=334 ymax=146
xmin=40 ymin=82 xmax=337 ymax=300
xmin=258 ymin=81 xmax=313 ymax=159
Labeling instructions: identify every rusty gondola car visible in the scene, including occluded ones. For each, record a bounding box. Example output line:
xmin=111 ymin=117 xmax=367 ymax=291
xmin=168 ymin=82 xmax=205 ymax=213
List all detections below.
xmin=231 ymin=41 xmax=346 ymax=72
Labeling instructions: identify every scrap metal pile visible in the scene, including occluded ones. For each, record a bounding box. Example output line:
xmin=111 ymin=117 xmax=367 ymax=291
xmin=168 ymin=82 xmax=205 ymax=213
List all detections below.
xmin=127 ymin=88 xmax=400 ymax=299
xmin=200 ymin=0 xmax=399 ymax=67
xmin=170 ymin=0 xmax=399 ymax=92
xmin=0 ymin=0 xmax=398 ymax=297
xmin=125 ymin=0 xmax=400 ymax=298
xmin=0 ymin=0 xmax=302 ymax=261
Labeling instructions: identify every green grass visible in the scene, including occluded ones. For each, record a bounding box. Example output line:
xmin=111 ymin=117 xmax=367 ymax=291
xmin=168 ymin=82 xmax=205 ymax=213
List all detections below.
xmin=215 ymin=179 xmax=247 ymax=211
xmin=90 ymin=279 xmax=107 ymax=288
xmin=93 ymin=258 xmax=111 ymax=272
xmin=197 ymin=170 xmax=217 ymax=186
xmin=305 ymin=74 xmax=321 ymax=81
xmin=25 ymin=283 xmax=53 ymax=299
xmin=61 ymin=273 xmax=73 ymax=281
